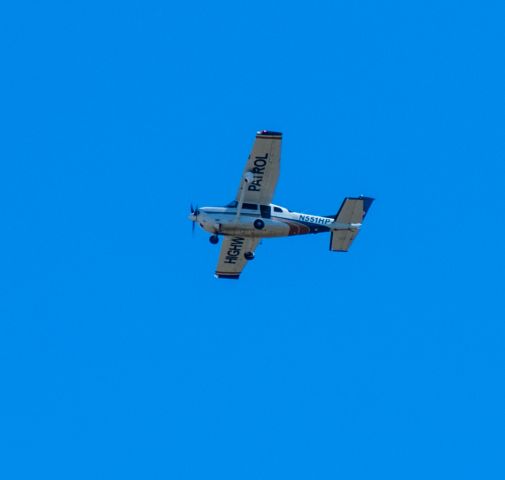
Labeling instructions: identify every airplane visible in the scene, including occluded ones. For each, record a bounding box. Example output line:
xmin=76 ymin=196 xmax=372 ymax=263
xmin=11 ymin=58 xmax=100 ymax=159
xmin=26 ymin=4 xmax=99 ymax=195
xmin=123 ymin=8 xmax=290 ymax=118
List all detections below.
xmin=189 ymin=130 xmax=374 ymax=279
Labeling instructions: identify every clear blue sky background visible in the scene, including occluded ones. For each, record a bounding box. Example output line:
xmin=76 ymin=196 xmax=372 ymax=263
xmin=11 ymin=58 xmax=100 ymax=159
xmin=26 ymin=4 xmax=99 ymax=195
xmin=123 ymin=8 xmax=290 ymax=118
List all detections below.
xmin=1 ymin=1 xmax=505 ymax=478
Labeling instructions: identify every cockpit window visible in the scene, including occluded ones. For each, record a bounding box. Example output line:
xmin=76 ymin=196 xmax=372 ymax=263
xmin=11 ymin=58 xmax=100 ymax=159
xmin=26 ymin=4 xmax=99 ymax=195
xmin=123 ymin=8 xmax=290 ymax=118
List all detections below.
xmin=225 ymin=200 xmax=238 ymax=208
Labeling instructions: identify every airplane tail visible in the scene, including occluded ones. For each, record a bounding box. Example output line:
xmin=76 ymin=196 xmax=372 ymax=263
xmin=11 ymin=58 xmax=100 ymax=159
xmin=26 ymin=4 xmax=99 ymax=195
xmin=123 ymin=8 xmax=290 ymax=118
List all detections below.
xmin=329 ymin=196 xmax=374 ymax=252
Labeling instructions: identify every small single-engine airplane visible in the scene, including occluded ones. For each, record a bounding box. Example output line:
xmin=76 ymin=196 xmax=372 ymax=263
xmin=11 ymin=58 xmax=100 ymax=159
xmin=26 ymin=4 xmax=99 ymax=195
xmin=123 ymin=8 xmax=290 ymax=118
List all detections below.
xmin=189 ymin=130 xmax=373 ymax=279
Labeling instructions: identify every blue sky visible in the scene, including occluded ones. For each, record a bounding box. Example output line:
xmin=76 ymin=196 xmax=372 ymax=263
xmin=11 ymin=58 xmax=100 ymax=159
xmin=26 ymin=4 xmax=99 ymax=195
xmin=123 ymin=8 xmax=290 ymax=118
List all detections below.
xmin=1 ymin=1 xmax=505 ymax=478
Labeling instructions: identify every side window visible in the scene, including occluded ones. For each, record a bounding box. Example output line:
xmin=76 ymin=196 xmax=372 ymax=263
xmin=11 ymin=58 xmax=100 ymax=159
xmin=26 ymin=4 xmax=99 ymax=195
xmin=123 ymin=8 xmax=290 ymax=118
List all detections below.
xmin=273 ymin=207 xmax=282 ymax=213
xmin=260 ymin=205 xmax=271 ymax=219
xmin=242 ymin=203 xmax=258 ymax=210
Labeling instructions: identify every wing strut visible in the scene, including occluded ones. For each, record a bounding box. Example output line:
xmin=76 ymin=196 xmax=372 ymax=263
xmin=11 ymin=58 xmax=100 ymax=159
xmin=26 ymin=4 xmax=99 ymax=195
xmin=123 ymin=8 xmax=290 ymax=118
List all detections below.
xmin=235 ymin=172 xmax=254 ymax=220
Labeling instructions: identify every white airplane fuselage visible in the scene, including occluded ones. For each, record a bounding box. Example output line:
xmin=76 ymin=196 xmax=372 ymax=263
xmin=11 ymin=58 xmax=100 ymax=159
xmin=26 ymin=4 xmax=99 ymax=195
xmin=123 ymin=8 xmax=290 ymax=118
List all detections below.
xmin=188 ymin=203 xmax=361 ymax=239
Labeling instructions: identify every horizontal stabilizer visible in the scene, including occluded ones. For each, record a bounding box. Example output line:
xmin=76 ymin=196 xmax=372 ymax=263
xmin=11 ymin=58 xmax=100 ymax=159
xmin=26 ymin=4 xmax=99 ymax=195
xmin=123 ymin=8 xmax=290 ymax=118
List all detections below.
xmin=329 ymin=229 xmax=359 ymax=252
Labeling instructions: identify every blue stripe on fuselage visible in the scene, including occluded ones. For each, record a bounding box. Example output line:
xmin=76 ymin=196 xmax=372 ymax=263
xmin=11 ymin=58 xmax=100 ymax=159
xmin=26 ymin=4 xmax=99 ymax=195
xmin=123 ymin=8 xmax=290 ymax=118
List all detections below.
xmin=205 ymin=211 xmax=331 ymax=234
xmin=274 ymin=217 xmax=330 ymax=233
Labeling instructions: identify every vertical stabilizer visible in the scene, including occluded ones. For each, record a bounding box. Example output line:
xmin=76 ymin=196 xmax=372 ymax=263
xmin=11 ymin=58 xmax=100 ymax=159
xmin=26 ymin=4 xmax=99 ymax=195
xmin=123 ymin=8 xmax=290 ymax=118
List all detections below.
xmin=330 ymin=197 xmax=374 ymax=251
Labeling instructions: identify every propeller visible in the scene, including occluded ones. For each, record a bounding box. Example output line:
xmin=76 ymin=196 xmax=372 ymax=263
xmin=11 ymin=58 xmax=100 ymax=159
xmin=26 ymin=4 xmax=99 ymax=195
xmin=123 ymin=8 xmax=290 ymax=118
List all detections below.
xmin=190 ymin=204 xmax=200 ymax=234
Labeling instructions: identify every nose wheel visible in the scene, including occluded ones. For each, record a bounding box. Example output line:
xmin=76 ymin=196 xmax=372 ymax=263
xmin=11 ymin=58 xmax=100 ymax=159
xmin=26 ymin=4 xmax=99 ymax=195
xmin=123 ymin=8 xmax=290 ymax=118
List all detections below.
xmin=244 ymin=251 xmax=254 ymax=261
xmin=209 ymin=234 xmax=219 ymax=244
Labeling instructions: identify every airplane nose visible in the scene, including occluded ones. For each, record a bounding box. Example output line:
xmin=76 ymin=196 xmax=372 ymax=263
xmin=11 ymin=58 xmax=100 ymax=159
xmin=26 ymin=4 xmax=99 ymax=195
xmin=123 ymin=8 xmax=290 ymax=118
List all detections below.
xmin=188 ymin=213 xmax=195 ymax=222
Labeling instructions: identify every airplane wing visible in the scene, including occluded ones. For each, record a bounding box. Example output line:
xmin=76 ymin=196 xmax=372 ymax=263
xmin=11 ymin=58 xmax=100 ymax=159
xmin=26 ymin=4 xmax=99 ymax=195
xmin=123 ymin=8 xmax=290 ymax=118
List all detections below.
xmin=235 ymin=130 xmax=282 ymax=205
xmin=215 ymin=236 xmax=261 ymax=279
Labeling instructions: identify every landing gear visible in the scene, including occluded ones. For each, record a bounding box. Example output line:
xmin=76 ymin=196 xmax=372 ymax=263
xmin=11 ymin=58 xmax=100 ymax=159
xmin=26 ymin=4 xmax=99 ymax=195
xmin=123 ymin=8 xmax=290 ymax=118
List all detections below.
xmin=209 ymin=234 xmax=219 ymax=244
xmin=244 ymin=251 xmax=254 ymax=261
xmin=253 ymin=219 xmax=265 ymax=230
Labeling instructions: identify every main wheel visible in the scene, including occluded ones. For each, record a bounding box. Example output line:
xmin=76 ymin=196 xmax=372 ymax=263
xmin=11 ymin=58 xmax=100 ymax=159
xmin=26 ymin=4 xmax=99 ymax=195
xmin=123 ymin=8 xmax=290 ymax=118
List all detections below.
xmin=209 ymin=234 xmax=219 ymax=244
xmin=244 ymin=251 xmax=254 ymax=261
xmin=253 ymin=219 xmax=265 ymax=230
